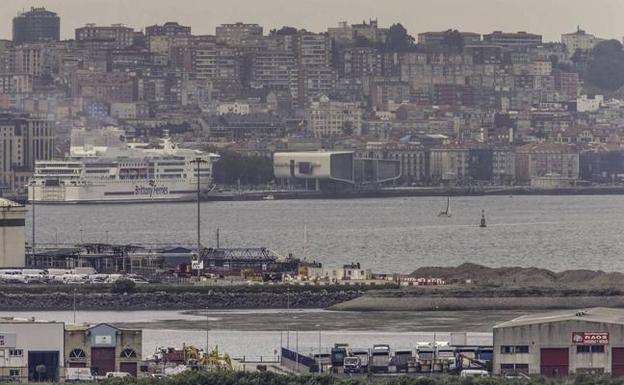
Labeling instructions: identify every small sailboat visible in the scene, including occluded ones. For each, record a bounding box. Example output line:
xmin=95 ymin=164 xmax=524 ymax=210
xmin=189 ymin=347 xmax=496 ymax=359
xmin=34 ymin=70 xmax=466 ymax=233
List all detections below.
xmin=438 ymin=196 xmax=452 ymax=217
xmin=479 ymin=210 xmax=487 ymax=228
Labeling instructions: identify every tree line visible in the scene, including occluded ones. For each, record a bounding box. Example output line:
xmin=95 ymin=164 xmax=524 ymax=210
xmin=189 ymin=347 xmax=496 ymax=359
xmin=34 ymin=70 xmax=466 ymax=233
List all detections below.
xmin=207 ymin=148 xmax=274 ymax=186
xmin=100 ymin=370 xmax=624 ymax=385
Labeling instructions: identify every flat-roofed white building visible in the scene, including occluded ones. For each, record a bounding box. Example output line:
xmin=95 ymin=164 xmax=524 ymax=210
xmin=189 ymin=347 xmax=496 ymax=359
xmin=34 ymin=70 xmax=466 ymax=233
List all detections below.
xmin=306 ymin=263 xmax=372 ymax=282
xmin=307 ymin=96 xmax=363 ymax=138
xmin=0 ymin=317 xmax=65 ymax=382
xmin=0 ymin=199 xmax=25 ymax=268
xmin=561 ymin=28 xmax=603 ymax=56
xmin=273 ymin=151 xmax=354 ymax=183
xmin=273 ymin=151 xmax=400 ymax=190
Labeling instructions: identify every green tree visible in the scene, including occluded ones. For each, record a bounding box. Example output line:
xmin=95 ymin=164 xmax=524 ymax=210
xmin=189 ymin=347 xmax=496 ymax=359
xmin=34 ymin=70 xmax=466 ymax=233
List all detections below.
xmin=385 ymin=23 xmax=415 ymax=52
xmin=342 ymin=121 xmax=355 ymax=136
xmin=441 ymin=29 xmax=464 ymax=53
xmin=111 ymin=279 xmax=136 ymax=294
xmin=269 ymin=26 xmax=298 ymax=36
xmin=211 ymin=149 xmax=274 ymax=186
xmin=586 ymin=39 xmax=624 ymax=91
xmin=353 ymin=35 xmax=374 ymax=47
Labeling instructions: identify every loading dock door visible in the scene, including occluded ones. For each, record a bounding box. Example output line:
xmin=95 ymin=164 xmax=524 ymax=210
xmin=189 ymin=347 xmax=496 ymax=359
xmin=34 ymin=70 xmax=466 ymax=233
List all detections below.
xmin=119 ymin=362 xmax=137 ymax=377
xmin=91 ymin=347 xmax=115 ymax=376
xmin=28 ymin=351 xmax=59 ymax=382
xmin=613 ymin=348 xmax=624 ymax=376
xmin=541 ymin=348 xmax=569 ymax=377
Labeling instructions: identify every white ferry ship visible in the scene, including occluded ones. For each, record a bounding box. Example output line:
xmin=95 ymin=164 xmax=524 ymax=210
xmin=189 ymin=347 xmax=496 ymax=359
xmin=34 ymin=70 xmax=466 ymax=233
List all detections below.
xmin=28 ymin=138 xmax=220 ymax=204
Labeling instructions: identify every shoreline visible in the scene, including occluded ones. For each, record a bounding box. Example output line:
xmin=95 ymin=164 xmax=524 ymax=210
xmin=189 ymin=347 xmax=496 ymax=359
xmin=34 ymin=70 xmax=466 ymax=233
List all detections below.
xmin=329 ymin=295 xmax=624 ymax=312
xmin=2 ymin=284 xmax=624 ymax=312
xmin=238 ymin=186 xmax=624 ymax=201
xmin=14 ymin=185 xmax=624 ymax=205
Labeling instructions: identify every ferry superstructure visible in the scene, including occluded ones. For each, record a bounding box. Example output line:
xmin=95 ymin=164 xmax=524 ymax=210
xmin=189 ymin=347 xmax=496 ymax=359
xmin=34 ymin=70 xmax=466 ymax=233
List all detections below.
xmin=28 ymin=139 xmax=219 ymax=203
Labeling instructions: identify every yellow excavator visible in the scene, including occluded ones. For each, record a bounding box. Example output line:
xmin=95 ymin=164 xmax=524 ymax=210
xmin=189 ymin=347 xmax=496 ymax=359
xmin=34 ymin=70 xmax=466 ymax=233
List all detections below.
xmin=202 ymin=346 xmax=233 ymax=370
xmin=182 ymin=345 xmax=233 ymax=370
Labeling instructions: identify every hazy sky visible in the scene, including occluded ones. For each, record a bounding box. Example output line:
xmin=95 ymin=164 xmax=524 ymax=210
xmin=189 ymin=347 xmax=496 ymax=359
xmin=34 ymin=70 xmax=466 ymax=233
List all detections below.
xmin=2 ymin=0 xmax=624 ymax=42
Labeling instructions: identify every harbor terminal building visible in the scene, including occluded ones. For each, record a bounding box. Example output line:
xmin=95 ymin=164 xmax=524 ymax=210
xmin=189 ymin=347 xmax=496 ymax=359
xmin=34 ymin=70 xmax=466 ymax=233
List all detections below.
xmin=494 ymin=307 xmax=624 ymax=377
xmin=273 ymin=151 xmax=400 ymax=191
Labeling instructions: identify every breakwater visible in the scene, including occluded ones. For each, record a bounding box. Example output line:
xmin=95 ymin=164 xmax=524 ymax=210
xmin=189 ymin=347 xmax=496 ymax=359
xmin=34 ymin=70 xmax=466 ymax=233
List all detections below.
xmin=0 ymin=286 xmax=365 ymax=311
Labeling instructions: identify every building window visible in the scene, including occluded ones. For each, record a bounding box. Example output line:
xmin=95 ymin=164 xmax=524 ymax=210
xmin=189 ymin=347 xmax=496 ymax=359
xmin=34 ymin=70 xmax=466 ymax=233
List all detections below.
xmin=8 ymin=349 xmax=22 ymax=357
xmin=9 ymin=369 xmax=19 ymax=377
xmin=69 ymin=349 xmax=87 ymax=360
xmin=577 ymin=345 xmax=605 ymax=353
xmin=500 ymin=345 xmax=529 ymax=354
xmin=500 ymin=363 xmax=529 ymax=374
xmin=120 ymin=348 xmax=137 ymax=359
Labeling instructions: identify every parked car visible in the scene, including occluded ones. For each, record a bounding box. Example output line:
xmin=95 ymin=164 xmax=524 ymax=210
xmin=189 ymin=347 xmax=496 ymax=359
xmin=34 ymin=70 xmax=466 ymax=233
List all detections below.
xmin=88 ymin=274 xmax=109 ymax=284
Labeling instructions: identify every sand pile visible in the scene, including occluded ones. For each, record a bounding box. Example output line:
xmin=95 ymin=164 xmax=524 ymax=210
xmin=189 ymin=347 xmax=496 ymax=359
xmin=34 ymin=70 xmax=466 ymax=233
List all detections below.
xmin=411 ymin=263 xmax=624 ymax=289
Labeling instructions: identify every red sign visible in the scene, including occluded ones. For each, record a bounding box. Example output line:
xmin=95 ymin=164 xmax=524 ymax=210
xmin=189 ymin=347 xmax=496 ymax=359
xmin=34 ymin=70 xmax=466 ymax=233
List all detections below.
xmin=572 ymin=332 xmax=609 ymax=345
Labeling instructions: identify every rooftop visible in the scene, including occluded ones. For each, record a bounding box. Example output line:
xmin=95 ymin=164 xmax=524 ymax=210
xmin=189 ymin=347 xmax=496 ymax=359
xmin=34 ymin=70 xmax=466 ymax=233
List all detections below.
xmin=0 ymin=198 xmax=24 ymax=208
xmin=0 ymin=317 xmax=62 ymax=324
xmin=494 ymin=307 xmax=624 ymax=328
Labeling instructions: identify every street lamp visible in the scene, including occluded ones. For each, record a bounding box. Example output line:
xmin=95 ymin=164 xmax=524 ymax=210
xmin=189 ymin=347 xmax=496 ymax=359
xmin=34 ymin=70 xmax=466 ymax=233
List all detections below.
xmin=286 ymin=289 xmax=290 ymax=348
xmin=73 ymin=288 xmax=77 ymax=324
xmin=31 ymin=196 xmax=35 ymax=258
xmin=315 ymin=324 xmax=321 ymax=373
xmin=206 ymin=307 xmax=210 ymax=355
xmin=190 ymin=157 xmax=208 ymax=275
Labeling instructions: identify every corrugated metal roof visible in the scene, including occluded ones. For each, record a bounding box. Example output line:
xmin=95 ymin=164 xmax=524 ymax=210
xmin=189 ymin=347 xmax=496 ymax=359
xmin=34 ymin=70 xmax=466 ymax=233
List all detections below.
xmin=494 ymin=307 xmax=624 ymax=328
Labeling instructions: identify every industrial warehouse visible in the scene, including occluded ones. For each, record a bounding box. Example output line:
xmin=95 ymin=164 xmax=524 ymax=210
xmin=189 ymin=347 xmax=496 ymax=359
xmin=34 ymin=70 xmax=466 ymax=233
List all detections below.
xmin=0 ymin=318 xmax=141 ymax=382
xmin=493 ymin=307 xmax=624 ymax=377
xmin=279 ymin=307 xmax=624 ymax=378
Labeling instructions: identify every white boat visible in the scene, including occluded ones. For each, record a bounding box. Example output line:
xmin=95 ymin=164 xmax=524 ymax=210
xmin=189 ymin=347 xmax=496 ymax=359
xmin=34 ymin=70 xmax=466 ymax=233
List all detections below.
xmin=262 ymin=194 xmax=275 ymax=200
xmin=438 ymin=196 xmax=452 ymax=217
xmin=28 ymin=138 xmax=219 ymax=204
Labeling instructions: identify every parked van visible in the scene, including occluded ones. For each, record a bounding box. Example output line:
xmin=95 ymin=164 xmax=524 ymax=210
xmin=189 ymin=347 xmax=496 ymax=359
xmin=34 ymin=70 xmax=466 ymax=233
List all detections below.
xmin=66 ymin=367 xmax=93 ymax=381
xmin=460 ymin=369 xmax=490 ymax=377
xmin=106 ymin=372 xmax=131 ymax=378
xmin=0 ymin=270 xmax=28 ymax=283
xmin=22 ymin=269 xmax=48 ymax=282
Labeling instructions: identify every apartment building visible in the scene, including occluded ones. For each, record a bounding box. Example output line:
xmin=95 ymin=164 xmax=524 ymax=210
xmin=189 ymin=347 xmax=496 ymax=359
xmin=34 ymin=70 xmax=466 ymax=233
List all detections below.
xmin=307 ymin=95 xmax=362 ymax=137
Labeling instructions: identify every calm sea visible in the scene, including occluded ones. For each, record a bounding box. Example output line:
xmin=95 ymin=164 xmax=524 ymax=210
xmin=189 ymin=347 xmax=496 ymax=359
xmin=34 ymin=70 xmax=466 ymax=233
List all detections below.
xmin=27 ymin=195 xmax=624 ymax=273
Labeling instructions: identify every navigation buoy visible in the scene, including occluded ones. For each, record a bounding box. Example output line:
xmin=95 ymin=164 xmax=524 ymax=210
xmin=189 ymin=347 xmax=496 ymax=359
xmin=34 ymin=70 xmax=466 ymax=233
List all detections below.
xmin=480 ymin=210 xmax=487 ymax=228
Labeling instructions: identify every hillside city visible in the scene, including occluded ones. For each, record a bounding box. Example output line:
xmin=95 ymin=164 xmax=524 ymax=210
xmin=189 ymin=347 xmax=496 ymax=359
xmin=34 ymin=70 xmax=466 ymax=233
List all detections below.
xmin=3 ymin=7 xmax=624 ymax=194
xmin=7 ymin=4 xmax=624 ymax=383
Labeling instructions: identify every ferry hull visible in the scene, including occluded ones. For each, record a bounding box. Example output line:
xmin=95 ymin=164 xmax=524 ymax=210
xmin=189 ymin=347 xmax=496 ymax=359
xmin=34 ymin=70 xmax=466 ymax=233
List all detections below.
xmin=28 ymin=181 xmax=212 ymax=204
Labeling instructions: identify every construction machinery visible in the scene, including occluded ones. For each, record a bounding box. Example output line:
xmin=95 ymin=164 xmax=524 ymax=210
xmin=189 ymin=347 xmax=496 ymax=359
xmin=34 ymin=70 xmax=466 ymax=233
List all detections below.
xmin=149 ymin=345 xmax=232 ymax=371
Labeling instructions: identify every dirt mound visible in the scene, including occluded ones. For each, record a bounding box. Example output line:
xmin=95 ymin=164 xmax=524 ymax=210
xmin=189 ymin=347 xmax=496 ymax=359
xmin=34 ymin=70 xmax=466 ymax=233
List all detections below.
xmin=411 ymin=263 xmax=624 ymax=289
